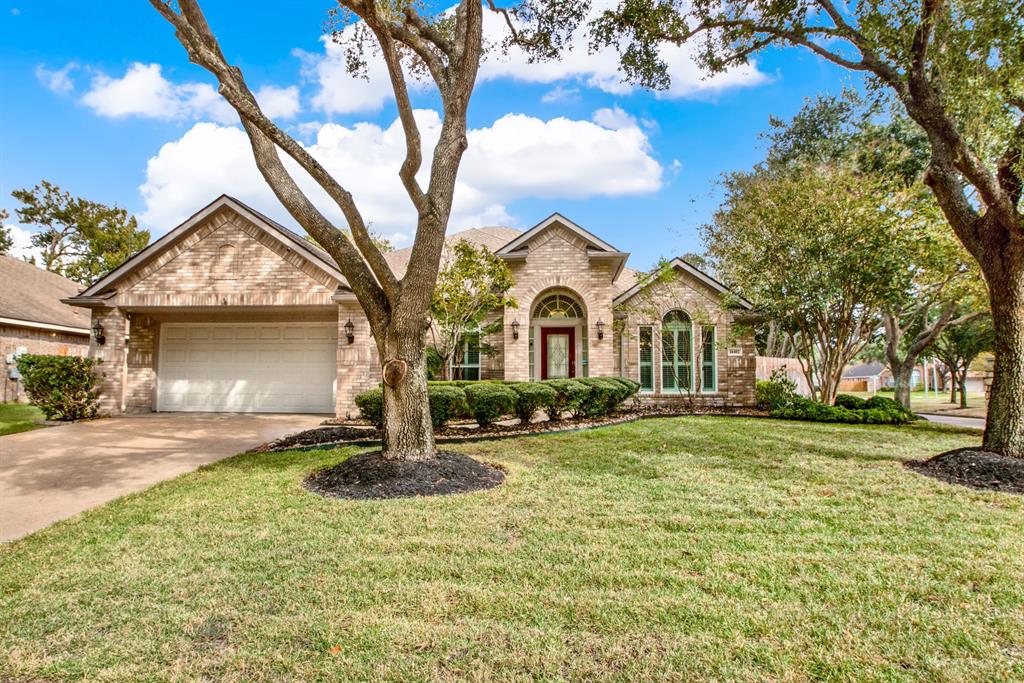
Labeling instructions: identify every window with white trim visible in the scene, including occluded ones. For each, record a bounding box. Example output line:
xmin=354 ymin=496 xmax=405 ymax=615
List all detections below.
xmin=451 ymin=332 xmax=481 ymax=380
xmin=701 ymin=327 xmax=717 ymax=392
xmin=638 ymin=326 xmax=654 ymax=392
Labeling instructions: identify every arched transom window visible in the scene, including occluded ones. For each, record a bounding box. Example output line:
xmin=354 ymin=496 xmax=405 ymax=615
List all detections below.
xmin=662 ymin=310 xmax=693 ymax=391
xmin=533 ymin=292 xmax=584 ymax=319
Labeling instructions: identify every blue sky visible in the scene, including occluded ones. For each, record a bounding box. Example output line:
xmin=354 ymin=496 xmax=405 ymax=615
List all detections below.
xmin=0 ymin=0 xmax=866 ymax=272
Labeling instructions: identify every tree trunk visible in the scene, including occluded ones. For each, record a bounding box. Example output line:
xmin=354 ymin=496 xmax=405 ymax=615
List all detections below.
xmin=380 ymin=324 xmax=435 ymax=461
xmin=959 ymin=369 xmax=968 ymax=409
xmin=892 ymin=364 xmax=915 ymax=411
xmin=949 ymin=374 xmax=958 ymax=404
xmin=980 ymin=241 xmax=1024 ymax=457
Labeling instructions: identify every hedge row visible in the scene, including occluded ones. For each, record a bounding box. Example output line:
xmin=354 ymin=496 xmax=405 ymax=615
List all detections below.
xmin=354 ymin=377 xmax=641 ymax=429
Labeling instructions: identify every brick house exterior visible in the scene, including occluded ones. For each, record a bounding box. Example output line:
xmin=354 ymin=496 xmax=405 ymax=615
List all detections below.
xmin=1 ymin=255 xmax=90 ymax=403
xmin=65 ymin=196 xmax=757 ymax=417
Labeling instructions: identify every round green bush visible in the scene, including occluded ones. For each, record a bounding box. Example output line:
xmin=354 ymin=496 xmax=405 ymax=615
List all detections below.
xmin=541 ymin=379 xmax=591 ymax=419
xmin=427 ymin=384 xmax=468 ymax=429
xmin=834 ymin=394 xmax=867 ymax=410
xmin=509 ymin=382 xmax=558 ymax=423
xmin=15 ymin=354 xmax=102 ymax=421
xmin=354 ymin=387 xmax=384 ymax=428
xmin=463 ymin=382 xmax=518 ymax=426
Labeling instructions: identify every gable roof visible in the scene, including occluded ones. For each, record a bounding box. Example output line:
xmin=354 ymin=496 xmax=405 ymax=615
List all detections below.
xmin=495 ymin=213 xmax=629 ymax=280
xmin=69 ymin=195 xmax=347 ymax=303
xmin=612 ymin=257 xmax=754 ymax=309
xmin=842 ymin=361 xmax=887 ymax=379
xmin=0 ymin=255 xmax=90 ymax=333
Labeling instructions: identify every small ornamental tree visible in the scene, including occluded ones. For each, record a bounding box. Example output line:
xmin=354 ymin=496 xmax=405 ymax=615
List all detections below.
xmin=590 ymin=0 xmax=1024 ymax=455
xmin=430 ymin=240 xmax=516 ymax=380
xmin=704 ymin=164 xmax=908 ymax=405
xmin=12 ymin=181 xmax=150 ymax=285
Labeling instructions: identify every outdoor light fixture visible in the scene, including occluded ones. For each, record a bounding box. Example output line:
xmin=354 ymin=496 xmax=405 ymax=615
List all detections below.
xmin=596 ymin=318 xmax=605 ymax=340
xmin=511 ymin=318 xmax=520 ymax=340
xmin=92 ymin=320 xmax=106 ymax=346
xmin=344 ymin=318 xmax=355 ymax=344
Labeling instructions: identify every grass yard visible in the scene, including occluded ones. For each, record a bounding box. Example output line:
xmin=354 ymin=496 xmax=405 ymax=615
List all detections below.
xmin=0 ymin=403 xmax=44 ymax=437
xmin=1 ymin=417 xmax=1022 ymax=681
xmin=910 ymin=391 xmax=988 ymax=420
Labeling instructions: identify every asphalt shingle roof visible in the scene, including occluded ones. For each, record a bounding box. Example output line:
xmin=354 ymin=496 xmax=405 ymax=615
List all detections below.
xmin=0 ymin=255 xmax=89 ymax=331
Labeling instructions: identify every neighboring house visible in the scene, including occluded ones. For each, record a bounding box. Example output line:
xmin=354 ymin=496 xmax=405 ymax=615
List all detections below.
xmin=839 ymin=361 xmax=931 ymax=393
xmin=65 ymin=195 xmax=758 ymax=418
xmin=1 ymin=255 xmax=90 ymax=402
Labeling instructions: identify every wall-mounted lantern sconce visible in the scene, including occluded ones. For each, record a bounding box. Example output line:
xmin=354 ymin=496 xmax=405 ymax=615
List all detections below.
xmin=596 ymin=318 xmax=605 ymax=340
xmin=92 ymin=320 xmax=106 ymax=346
xmin=344 ymin=319 xmax=355 ymax=344
xmin=511 ymin=318 xmax=520 ymax=340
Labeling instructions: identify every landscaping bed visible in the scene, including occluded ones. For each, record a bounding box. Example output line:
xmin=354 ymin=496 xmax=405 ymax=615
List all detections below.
xmin=906 ymin=447 xmax=1024 ymax=494
xmin=304 ymin=450 xmax=505 ymax=500
xmin=253 ymin=406 xmax=768 ymax=453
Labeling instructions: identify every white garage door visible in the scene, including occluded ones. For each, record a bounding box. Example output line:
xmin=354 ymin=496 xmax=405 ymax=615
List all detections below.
xmin=157 ymin=323 xmax=336 ymax=413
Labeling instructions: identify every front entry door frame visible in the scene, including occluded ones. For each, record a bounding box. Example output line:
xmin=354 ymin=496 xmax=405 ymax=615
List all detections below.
xmin=540 ymin=327 xmax=576 ymax=379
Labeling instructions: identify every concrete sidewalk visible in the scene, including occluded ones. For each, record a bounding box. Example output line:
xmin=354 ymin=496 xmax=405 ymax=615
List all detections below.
xmin=920 ymin=413 xmax=986 ymax=430
xmin=0 ymin=413 xmax=323 ymax=542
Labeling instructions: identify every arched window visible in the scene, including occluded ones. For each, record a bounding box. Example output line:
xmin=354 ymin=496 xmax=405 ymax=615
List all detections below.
xmin=662 ymin=310 xmax=692 ymax=391
xmin=533 ymin=292 xmax=585 ymax=319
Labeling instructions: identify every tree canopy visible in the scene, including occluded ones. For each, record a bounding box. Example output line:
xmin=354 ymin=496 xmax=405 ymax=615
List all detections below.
xmin=11 ymin=181 xmax=150 ymax=285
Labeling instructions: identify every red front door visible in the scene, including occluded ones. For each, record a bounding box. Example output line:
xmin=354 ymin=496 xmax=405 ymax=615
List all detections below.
xmin=540 ymin=327 xmax=575 ymax=379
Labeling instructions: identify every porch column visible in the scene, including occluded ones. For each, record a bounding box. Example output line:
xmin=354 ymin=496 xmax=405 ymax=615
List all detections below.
xmin=503 ymin=307 xmax=529 ymax=381
xmin=90 ymin=307 xmax=127 ymax=416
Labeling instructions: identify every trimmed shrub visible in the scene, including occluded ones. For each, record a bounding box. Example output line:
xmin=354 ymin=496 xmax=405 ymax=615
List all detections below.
xmin=771 ymin=396 xmax=912 ymax=425
xmin=755 ymin=368 xmax=798 ymax=411
xmin=354 ymin=387 xmax=384 ymax=428
xmin=427 ymin=384 xmax=468 ymax=429
xmin=541 ymin=379 xmax=591 ymax=419
xmin=464 ymin=382 xmax=517 ymax=426
xmin=834 ymin=394 xmax=867 ymax=410
xmin=864 ymin=395 xmax=903 ymax=411
xmin=15 ymin=354 xmax=102 ymax=421
xmin=578 ymin=377 xmax=632 ymax=416
xmin=509 ymin=382 xmax=558 ymax=423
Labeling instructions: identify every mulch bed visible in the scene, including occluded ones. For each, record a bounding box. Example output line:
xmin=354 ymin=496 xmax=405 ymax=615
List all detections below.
xmin=255 ymin=407 xmax=770 ymax=453
xmin=906 ymin=447 xmax=1024 ymax=495
xmin=303 ymin=450 xmax=505 ymax=500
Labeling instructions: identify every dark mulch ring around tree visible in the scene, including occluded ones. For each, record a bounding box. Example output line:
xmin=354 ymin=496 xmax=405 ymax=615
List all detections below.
xmin=303 ymin=450 xmax=505 ymax=500
xmin=906 ymin=447 xmax=1024 ymax=495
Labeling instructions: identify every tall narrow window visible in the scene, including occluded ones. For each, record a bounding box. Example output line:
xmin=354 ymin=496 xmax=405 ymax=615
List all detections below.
xmin=638 ymin=326 xmax=654 ymax=392
xmin=661 ymin=310 xmax=692 ymax=392
xmin=451 ymin=332 xmax=481 ymax=380
xmin=701 ymin=327 xmax=717 ymax=392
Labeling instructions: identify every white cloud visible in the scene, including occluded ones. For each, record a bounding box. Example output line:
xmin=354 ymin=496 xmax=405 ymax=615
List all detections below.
xmin=540 ymin=85 xmax=580 ymax=103
xmin=3 ymin=221 xmax=43 ymax=262
xmin=255 ymin=85 xmax=301 ymax=119
xmin=81 ymin=63 xmax=237 ymax=124
xmin=35 ymin=62 xmax=78 ymax=94
xmin=592 ymin=105 xmax=638 ymax=130
xmin=139 ymin=110 xmax=662 ymax=242
xmin=305 ymin=8 xmax=768 ymax=114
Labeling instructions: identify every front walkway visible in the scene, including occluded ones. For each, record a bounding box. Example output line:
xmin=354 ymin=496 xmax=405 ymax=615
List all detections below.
xmin=0 ymin=413 xmax=324 ymax=542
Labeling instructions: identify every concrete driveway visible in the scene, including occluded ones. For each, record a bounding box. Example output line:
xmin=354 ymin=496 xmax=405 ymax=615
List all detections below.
xmin=0 ymin=413 xmax=324 ymax=542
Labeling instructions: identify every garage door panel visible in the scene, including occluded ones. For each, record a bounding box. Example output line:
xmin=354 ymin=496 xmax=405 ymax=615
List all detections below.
xmin=158 ymin=324 xmax=335 ymax=413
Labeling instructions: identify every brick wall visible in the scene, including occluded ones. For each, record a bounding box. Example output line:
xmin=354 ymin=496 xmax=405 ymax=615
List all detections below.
xmin=617 ymin=269 xmax=757 ymax=408
xmin=116 ymin=208 xmax=337 ymax=308
xmin=502 ymin=224 xmax=617 ymax=381
xmin=125 ymin=315 xmax=158 ymax=412
xmin=90 ymin=308 xmax=128 ymax=415
xmin=1 ymin=325 xmax=89 ymax=403
xmin=335 ymin=301 xmax=379 ymax=418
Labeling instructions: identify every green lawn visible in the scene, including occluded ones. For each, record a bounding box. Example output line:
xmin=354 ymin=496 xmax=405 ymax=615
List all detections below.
xmin=2 ymin=417 xmax=1022 ymax=681
xmin=0 ymin=403 xmax=44 ymax=436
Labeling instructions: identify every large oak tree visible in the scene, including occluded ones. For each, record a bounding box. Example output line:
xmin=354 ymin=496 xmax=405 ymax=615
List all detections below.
xmin=150 ymin=0 xmax=579 ymax=460
xmin=592 ymin=0 xmax=1024 ymax=455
